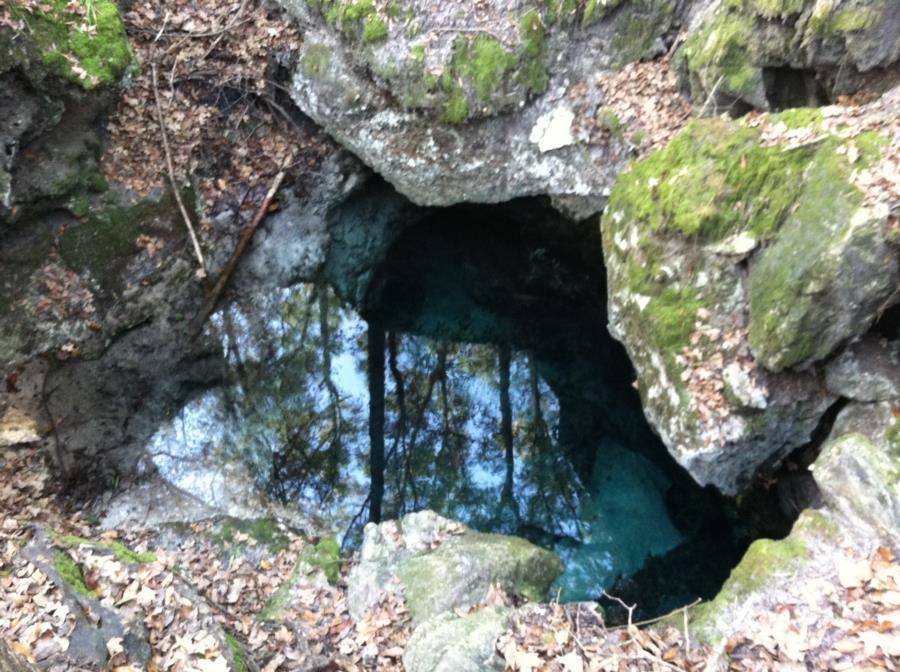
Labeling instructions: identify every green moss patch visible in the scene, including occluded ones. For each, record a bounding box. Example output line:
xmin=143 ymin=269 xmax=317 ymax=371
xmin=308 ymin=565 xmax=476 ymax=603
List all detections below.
xmin=609 ymin=119 xmax=819 ymax=242
xmin=258 ymin=537 xmax=341 ymax=622
xmin=51 ymin=532 xmax=156 ymax=565
xmin=681 ymin=9 xmax=757 ymax=101
xmin=53 ymin=550 xmax=98 ymax=598
xmin=225 ymin=632 xmax=248 ymax=672
xmin=13 ymin=0 xmax=133 ymax=88
xmin=299 ymin=535 xmax=341 ymax=585
xmin=356 ymin=6 xmax=550 ymax=123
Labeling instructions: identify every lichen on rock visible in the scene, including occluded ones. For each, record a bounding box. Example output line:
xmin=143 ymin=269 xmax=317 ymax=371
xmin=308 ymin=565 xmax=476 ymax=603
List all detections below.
xmin=277 ymin=0 xmax=682 ymax=211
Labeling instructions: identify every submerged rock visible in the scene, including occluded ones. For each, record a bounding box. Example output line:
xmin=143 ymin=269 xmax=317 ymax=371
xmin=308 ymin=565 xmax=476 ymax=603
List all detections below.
xmin=346 ymin=510 xmax=563 ymax=623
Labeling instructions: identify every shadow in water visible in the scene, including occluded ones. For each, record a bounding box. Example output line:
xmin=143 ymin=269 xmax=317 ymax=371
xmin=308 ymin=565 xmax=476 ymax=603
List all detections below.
xmin=147 ymin=191 xmax=796 ymax=618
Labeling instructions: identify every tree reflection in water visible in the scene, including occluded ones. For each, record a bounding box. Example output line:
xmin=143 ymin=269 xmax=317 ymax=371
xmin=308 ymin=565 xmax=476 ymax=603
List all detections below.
xmin=149 ymin=199 xmax=783 ymax=615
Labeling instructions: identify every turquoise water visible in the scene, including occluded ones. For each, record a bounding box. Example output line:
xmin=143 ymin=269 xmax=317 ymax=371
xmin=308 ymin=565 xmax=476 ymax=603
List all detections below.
xmin=147 ymin=197 xmax=773 ymax=615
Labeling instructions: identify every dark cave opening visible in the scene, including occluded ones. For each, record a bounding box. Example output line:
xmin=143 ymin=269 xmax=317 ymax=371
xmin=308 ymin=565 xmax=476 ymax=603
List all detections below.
xmin=763 ymin=66 xmax=831 ymax=111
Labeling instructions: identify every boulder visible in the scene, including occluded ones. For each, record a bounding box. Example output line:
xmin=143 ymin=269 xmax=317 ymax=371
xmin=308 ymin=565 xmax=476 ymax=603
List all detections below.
xmin=600 ymin=108 xmax=900 ymax=492
xmin=680 ymin=0 xmax=900 ymax=113
xmin=825 ymin=335 xmax=900 ymax=402
xmin=692 ymin=400 xmax=900 ymax=644
xmin=812 ymin=402 xmax=900 ymax=542
xmin=277 ymin=0 xmax=685 ymax=214
xmin=346 ymin=510 xmax=563 ymax=623
xmin=402 ymin=606 xmax=512 ymax=672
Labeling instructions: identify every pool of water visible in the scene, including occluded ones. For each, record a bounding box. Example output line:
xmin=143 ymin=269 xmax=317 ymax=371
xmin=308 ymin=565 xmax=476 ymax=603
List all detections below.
xmin=146 ymin=195 xmax=786 ymax=616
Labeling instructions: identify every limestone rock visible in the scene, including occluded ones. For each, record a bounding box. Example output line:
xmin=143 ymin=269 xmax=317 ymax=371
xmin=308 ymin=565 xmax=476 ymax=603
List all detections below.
xmin=680 ymin=0 xmax=900 ymax=112
xmin=825 ymin=335 xmax=900 ymax=401
xmin=600 ymin=116 xmax=885 ymax=493
xmin=277 ymin=0 xmax=682 ymax=213
xmin=812 ymin=402 xmax=900 ymax=542
xmin=749 ymin=203 xmax=897 ymax=372
xmin=402 ymin=606 xmax=512 ymax=672
xmin=346 ymin=510 xmax=563 ymax=622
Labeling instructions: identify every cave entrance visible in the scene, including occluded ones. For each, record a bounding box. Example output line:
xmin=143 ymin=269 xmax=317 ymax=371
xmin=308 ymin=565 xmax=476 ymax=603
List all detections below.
xmin=147 ymin=187 xmax=795 ymax=619
xmin=763 ymin=66 xmax=831 ymax=111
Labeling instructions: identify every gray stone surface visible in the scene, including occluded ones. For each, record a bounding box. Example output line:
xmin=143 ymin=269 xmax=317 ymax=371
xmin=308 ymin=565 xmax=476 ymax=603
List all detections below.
xmin=681 ymin=0 xmax=900 ymax=112
xmin=825 ymin=335 xmax=900 ymax=402
xmin=346 ymin=510 xmax=563 ymax=623
xmin=277 ymin=0 xmax=682 ymax=214
xmin=812 ymin=402 xmax=900 ymax=542
xmin=403 ymin=606 xmax=511 ymax=672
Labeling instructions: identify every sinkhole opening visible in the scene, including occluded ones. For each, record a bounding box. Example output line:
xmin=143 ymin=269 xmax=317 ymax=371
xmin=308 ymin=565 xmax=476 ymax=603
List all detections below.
xmin=150 ymin=184 xmax=800 ymax=619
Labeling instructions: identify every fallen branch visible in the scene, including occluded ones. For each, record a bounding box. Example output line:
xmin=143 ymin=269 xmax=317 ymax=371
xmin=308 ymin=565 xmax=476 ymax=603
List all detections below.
xmin=189 ymin=154 xmax=294 ymax=337
xmin=150 ymin=60 xmax=208 ymax=278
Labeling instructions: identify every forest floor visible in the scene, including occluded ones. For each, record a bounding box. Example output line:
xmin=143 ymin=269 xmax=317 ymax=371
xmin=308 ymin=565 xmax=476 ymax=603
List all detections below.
xmin=3 ymin=445 xmax=900 ymax=671
xmin=3 ymin=0 xmax=900 ymax=669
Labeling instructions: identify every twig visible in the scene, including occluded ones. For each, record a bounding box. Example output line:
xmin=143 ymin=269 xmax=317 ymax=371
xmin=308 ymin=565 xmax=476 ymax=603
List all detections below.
xmin=150 ymin=61 xmax=208 ymax=278
xmin=607 ymin=597 xmax=702 ymax=632
xmin=189 ymin=153 xmax=294 ymax=336
xmin=699 ymin=74 xmax=725 ymax=118
xmin=602 ymin=590 xmax=636 ymax=628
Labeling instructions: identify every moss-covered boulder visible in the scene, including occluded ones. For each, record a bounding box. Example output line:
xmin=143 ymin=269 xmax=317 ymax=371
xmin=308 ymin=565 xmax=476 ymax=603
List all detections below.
xmin=692 ymin=401 xmax=900 ymax=646
xmin=680 ymin=0 xmax=900 ymax=112
xmin=601 ymin=107 xmax=897 ymax=493
xmin=346 ymin=510 xmax=563 ymax=623
xmin=812 ymin=402 xmax=900 ymax=541
xmin=402 ymin=605 xmax=512 ymax=672
xmin=278 ymin=0 xmax=682 ymax=213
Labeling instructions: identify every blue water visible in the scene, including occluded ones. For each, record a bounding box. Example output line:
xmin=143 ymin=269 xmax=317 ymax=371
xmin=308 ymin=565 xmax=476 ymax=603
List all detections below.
xmin=147 ymin=283 xmax=691 ymax=602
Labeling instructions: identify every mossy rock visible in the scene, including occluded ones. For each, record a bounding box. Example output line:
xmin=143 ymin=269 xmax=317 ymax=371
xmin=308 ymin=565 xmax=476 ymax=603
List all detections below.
xmin=58 ymin=191 xmax=185 ymax=295
xmin=11 ymin=0 xmax=134 ymax=89
xmin=50 ymin=532 xmax=157 ymax=565
xmin=680 ymin=0 xmax=896 ymax=110
xmin=397 ymin=531 xmax=564 ymax=623
xmin=690 ymin=535 xmax=808 ymax=641
xmin=813 ymin=426 xmax=900 ymax=540
xmin=748 ymin=161 xmax=894 ymax=371
xmin=402 ymin=605 xmax=512 ymax=672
